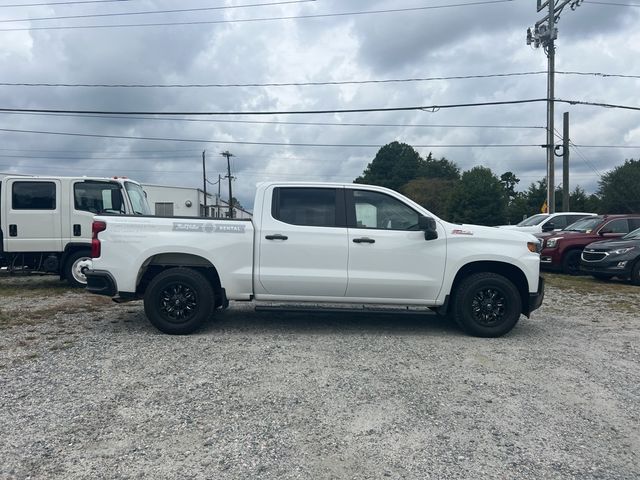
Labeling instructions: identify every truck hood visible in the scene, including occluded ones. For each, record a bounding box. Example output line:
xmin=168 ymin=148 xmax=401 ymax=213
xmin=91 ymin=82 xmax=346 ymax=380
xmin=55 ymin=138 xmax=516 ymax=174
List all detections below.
xmin=497 ymin=224 xmax=539 ymax=233
xmin=443 ymin=221 xmax=538 ymax=244
xmin=585 ymin=238 xmax=640 ymax=250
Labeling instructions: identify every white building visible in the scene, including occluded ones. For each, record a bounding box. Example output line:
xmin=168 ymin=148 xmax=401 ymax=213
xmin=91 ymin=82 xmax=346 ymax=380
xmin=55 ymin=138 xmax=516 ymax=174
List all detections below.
xmin=142 ymin=184 xmax=252 ymax=219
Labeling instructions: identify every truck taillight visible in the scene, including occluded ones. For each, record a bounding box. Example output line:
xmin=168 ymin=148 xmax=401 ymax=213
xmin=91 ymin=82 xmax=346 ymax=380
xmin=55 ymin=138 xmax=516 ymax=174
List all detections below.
xmin=91 ymin=221 xmax=107 ymax=258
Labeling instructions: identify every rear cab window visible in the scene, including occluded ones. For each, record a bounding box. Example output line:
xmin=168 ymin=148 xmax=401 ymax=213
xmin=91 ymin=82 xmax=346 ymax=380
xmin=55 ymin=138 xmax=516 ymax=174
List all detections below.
xmin=12 ymin=181 xmax=56 ymax=210
xmin=271 ymin=187 xmax=345 ymax=227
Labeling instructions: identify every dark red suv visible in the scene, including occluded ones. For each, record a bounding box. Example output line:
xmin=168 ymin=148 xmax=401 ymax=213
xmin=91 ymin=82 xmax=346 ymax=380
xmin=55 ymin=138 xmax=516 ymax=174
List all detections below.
xmin=536 ymin=215 xmax=640 ymax=274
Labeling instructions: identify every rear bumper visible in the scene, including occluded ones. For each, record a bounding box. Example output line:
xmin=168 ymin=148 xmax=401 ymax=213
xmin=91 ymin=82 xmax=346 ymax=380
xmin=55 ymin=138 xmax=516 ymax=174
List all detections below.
xmin=85 ymin=269 xmax=117 ymax=297
xmin=527 ymin=276 xmax=545 ymax=316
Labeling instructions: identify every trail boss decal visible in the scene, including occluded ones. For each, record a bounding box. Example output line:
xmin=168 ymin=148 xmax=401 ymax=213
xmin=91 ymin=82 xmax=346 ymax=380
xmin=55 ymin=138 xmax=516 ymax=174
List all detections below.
xmin=173 ymin=222 xmax=246 ymax=234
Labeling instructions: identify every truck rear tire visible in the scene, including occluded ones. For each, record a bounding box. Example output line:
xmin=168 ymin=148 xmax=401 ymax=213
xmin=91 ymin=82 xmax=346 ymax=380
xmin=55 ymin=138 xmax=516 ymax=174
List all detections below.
xmin=144 ymin=267 xmax=215 ymax=335
xmin=452 ymin=272 xmax=522 ymax=338
xmin=64 ymin=250 xmax=92 ymax=288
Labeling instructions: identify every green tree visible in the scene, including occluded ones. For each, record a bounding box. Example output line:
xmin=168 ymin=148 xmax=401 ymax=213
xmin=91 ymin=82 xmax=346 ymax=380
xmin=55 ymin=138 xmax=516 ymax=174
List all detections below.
xmin=597 ymin=159 xmax=640 ymax=213
xmin=500 ymin=171 xmax=520 ymax=201
xmin=418 ymin=154 xmax=461 ymax=180
xmin=354 ymin=141 xmax=424 ymax=191
xmin=401 ymin=177 xmax=458 ymax=220
xmin=449 ymin=166 xmax=508 ymax=225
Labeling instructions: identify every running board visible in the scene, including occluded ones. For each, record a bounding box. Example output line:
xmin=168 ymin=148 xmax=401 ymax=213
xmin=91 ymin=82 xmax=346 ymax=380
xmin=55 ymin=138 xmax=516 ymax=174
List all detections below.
xmin=254 ymin=304 xmax=434 ymax=315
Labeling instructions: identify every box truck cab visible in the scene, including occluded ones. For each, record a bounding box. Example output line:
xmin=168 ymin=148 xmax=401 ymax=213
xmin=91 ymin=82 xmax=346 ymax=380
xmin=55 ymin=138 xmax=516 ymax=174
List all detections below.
xmin=0 ymin=175 xmax=150 ymax=286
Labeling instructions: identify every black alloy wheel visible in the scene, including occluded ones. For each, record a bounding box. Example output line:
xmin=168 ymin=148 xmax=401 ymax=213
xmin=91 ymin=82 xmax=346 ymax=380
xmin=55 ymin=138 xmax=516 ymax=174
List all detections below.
xmin=159 ymin=282 xmax=198 ymax=323
xmin=144 ymin=268 xmax=215 ymax=334
xmin=471 ymin=287 xmax=507 ymax=327
xmin=453 ymin=272 xmax=522 ymax=337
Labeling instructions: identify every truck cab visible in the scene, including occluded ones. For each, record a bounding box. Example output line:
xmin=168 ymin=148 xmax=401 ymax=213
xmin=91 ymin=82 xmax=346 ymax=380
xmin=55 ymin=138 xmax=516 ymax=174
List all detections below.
xmin=0 ymin=175 xmax=150 ymax=286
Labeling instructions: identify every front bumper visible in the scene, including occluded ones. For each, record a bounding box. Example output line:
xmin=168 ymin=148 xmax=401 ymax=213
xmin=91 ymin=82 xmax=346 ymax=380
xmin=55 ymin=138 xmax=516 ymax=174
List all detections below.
xmin=527 ymin=276 xmax=545 ymax=316
xmin=580 ymin=261 xmax=632 ymax=277
xmin=85 ymin=269 xmax=118 ymax=296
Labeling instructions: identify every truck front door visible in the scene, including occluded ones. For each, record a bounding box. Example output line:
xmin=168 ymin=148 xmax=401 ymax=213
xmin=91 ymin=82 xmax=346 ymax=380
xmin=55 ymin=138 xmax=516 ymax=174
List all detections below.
xmin=345 ymin=188 xmax=446 ymax=302
xmin=256 ymin=186 xmax=348 ymax=297
xmin=68 ymin=180 xmax=126 ymax=244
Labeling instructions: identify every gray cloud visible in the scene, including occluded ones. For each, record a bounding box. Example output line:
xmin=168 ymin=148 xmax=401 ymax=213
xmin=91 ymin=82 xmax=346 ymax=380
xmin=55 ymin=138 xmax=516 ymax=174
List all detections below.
xmin=0 ymin=0 xmax=638 ymax=209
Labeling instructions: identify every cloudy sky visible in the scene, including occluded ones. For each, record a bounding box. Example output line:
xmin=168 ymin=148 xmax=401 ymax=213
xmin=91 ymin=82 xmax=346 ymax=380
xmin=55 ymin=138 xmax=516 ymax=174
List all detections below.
xmin=1 ymin=0 xmax=639 ymax=209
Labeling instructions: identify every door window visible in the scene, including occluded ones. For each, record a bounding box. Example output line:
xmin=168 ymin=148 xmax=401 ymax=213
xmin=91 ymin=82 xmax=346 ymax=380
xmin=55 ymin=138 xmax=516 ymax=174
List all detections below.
xmin=74 ymin=181 xmax=125 ymax=214
xmin=548 ymin=215 xmax=568 ymax=229
xmin=12 ymin=182 xmax=56 ymax=210
xmin=602 ymin=219 xmax=629 ymax=234
xmin=352 ymin=190 xmax=420 ymax=230
xmin=272 ymin=188 xmax=340 ymax=227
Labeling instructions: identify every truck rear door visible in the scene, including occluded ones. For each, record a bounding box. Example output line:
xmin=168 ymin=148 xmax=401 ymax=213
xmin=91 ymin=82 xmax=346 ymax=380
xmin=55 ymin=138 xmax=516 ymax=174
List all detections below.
xmin=256 ymin=186 xmax=349 ymax=297
xmin=4 ymin=178 xmax=62 ymax=252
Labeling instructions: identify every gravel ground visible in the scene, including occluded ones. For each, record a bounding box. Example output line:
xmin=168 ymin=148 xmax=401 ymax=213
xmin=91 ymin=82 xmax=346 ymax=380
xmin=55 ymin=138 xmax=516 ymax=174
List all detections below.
xmin=0 ymin=273 xmax=639 ymax=480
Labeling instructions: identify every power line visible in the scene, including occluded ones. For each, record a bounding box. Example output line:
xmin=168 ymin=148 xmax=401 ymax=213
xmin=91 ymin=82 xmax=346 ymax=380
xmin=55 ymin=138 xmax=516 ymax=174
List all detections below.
xmin=0 ymin=0 xmax=515 ymax=32
xmin=0 ymin=98 xmax=551 ymax=116
xmin=0 ymin=111 xmax=545 ymax=130
xmin=0 ymin=0 xmax=141 ymax=7
xmin=4 ymin=70 xmax=639 ymax=89
xmin=0 ymin=126 xmax=544 ymax=148
xmin=0 ymin=72 xmax=550 ymax=88
xmin=586 ymin=1 xmax=640 ymax=6
xmin=2 ymin=71 xmax=639 ymax=89
xmin=557 ymin=71 xmax=640 ymax=79
xmin=0 ymin=0 xmax=315 ymax=24
xmin=1 ymin=98 xmax=639 ymax=116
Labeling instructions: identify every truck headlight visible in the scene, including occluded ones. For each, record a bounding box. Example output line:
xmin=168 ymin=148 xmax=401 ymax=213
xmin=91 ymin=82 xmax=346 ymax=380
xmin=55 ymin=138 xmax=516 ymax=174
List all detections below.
xmin=527 ymin=242 xmax=539 ymax=253
xmin=611 ymin=247 xmax=635 ymax=255
xmin=546 ymin=237 xmax=562 ymax=248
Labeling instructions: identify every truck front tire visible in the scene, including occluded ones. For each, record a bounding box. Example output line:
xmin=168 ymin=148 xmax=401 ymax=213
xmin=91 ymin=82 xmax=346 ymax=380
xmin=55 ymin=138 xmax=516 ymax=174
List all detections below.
xmin=144 ymin=268 xmax=215 ymax=335
xmin=64 ymin=250 xmax=92 ymax=288
xmin=452 ymin=272 xmax=522 ymax=338
xmin=561 ymin=250 xmax=582 ymax=275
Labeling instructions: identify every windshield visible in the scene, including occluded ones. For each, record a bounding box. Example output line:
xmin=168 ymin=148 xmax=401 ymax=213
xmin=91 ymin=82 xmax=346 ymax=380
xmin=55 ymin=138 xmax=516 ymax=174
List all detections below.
xmin=517 ymin=214 xmax=548 ymax=227
xmin=623 ymin=227 xmax=640 ymax=240
xmin=564 ymin=216 xmax=603 ymax=233
xmin=125 ymin=181 xmax=151 ymax=215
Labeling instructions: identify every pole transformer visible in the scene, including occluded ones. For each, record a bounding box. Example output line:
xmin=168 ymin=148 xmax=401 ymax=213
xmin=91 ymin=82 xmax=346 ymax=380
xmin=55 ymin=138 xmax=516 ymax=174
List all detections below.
xmin=527 ymin=0 xmax=583 ymax=214
xmin=221 ymin=151 xmax=234 ymax=218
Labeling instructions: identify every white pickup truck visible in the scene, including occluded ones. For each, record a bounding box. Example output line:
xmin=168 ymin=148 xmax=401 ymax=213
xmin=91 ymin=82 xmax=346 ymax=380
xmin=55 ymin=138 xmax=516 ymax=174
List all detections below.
xmin=86 ymin=182 xmax=544 ymax=337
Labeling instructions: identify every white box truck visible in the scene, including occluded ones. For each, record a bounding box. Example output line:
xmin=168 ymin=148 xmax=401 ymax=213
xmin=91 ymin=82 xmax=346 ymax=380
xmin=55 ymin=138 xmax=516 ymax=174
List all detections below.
xmin=0 ymin=175 xmax=150 ymax=286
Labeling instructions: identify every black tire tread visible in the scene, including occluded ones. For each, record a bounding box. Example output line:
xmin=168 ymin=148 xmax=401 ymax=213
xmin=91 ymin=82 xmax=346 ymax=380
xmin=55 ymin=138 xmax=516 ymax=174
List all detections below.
xmin=452 ymin=272 xmax=522 ymax=338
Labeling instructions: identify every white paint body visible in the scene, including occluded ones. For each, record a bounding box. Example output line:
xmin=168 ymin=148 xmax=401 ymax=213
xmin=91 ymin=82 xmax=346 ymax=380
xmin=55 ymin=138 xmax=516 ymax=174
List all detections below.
xmin=91 ymin=182 xmax=541 ymax=307
xmin=1 ymin=175 xmax=148 ymax=254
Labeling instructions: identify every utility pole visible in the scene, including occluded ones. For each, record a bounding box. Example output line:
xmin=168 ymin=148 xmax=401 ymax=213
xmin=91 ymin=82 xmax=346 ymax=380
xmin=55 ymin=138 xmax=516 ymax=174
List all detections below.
xmin=221 ymin=151 xmax=234 ymax=218
xmin=527 ymin=0 xmax=583 ymax=214
xmin=202 ymin=150 xmax=207 ymax=217
xmin=217 ymin=174 xmax=222 ymax=218
xmin=562 ymin=111 xmax=570 ymax=211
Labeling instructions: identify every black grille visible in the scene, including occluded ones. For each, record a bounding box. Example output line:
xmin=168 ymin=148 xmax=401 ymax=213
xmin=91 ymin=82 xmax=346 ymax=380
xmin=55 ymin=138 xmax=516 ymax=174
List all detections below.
xmin=582 ymin=251 xmax=606 ymax=262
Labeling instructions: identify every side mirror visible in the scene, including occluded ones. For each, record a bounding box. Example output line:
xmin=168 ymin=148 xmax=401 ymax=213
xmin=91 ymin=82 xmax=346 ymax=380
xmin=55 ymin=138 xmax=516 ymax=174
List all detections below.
xmin=541 ymin=222 xmax=555 ymax=232
xmin=418 ymin=215 xmax=438 ymax=241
